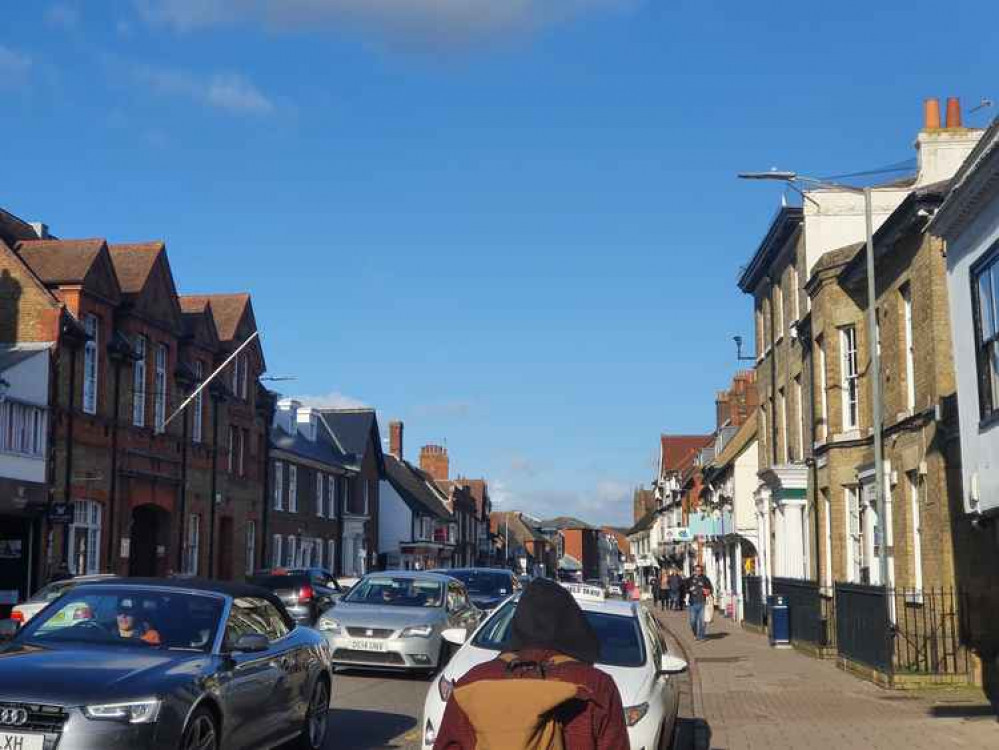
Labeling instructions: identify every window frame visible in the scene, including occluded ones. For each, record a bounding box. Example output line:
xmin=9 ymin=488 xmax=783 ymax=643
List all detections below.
xmin=192 ymin=360 xmax=204 ymax=443
xmin=901 ymin=282 xmax=916 ymax=412
xmin=132 ymin=335 xmax=146 ymax=427
xmin=68 ymin=500 xmax=102 ymax=575
xmin=271 ymin=534 xmax=283 ymax=569
xmin=316 ymin=473 xmax=324 ymax=518
xmin=82 ymin=314 xmax=99 ymax=415
xmin=288 ymin=465 xmax=298 ymax=512
xmin=184 ymin=513 xmax=200 ymax=576
xmin=245 ymin=520 xmax=256 ymax=576
xmin=840 ymin=326 xmax=860 ymax=431
xmin=970 ymin=245 xmax=999 ymax=421
xmin=273 ymin=460 xmax=284 ymax=511
xmin=153 ymin=343 xmax=167 ymax=433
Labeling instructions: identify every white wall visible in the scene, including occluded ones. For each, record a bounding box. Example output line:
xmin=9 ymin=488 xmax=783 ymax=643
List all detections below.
xmin=945 ymin=190 xmax=999 ymax=515
xmin=733 ymin=437 xmax=759 ymax=536
xmin=378 ymin=479 xmax=414 ymax=556
xmin=1 ymin=347 xmax=50 ymax=484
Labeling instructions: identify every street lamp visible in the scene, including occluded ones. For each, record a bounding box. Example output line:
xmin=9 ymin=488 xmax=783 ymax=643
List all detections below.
xmin=739 ymin=170 xmax=889 ymax=591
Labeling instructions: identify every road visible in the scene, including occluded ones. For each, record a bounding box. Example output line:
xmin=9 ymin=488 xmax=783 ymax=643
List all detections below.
xmin=325 ymin=668 xmax=428 ymax=749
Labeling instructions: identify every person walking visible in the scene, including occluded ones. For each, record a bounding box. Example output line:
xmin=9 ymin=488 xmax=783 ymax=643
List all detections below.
xmin=685 ymin=564 xmax=714 ymax=641
xmin=650 ymin=570 xmax=661 ymax=610
xmin=667 ymin=568 xmax=682 ymax=611
xmin=434 ymin=578 xmax=629 ymax=750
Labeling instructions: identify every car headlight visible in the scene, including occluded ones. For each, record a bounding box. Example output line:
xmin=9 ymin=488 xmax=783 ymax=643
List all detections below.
xmin=438 ymin=674 xmax=455 ymax=702
xmin=401 ymin=624 xmax=434 ymax=638
xmin=84 ymin=699 xmax=162 ymax=724
xmin=318 ymin=618 xmax=343 ymax=634
xmin=624 ymin=702 xmax=649 ymax=726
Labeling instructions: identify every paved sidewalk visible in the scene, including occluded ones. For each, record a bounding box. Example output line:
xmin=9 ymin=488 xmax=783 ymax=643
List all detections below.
xmin=649 ymin=606 xmax=997 ymax=750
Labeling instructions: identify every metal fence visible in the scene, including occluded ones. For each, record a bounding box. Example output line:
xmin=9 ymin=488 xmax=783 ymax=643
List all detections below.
xmin=835 ymin=582 xmax=892 ymax=672
xmin=773 ymin=577 xmax=834 ymax=647
xmin=892 ymin=588 xmax=968 ymax=676
xmin=743 ymin=575 xmax=765 ymax=627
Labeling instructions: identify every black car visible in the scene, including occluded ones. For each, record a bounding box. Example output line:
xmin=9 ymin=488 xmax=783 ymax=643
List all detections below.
xmin=0 ymin=578 xmax=333 ymax=750
xmin=445 ymin=569 xmax=521 ymax=613
xmin=249 ymin=568 xmax=344 ymax=626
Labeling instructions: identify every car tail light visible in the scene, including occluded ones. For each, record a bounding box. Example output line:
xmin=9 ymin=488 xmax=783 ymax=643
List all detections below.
xmin=73 ymin=606 xmax=93 ymax=620
xmin=298 ymin=584 xmax=314 ymax=604
xmin=10 ymin=610 xmax=23 ymax=624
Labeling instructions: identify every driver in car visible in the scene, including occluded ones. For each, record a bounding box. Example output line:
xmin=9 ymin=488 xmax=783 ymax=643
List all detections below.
xmin=116 ymin=600 xmax=161 ymax=645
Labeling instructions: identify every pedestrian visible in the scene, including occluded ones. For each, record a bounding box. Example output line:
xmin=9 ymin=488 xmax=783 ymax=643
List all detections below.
xmin=434 ymin=578 xmax=629 ymax=750
xmin=667 ymin=568 xmax=682 ymax=611
xmin=650 ymin=570 xmax=661 ymax=609
xmin=685 ymin=564 xmax=714 ymax=641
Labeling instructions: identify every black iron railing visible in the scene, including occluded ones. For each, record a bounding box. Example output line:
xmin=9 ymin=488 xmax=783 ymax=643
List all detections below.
xmin=892 ymin=588 xmax=968 ymax=675
xmin=835 ymin=582 xmax=892 ymax=672
xmin=743 ymin=575 xmax=765 ymax=627
xmin=773 ymin=577 xmax=834 ymax=647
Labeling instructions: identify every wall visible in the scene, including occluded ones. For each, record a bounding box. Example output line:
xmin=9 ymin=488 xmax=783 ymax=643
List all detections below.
xmin=733 ymin=436 xmax=759 ymax=536
xmin=1 ymin=349 xmax=50 ymax=483
xmin=378 ymin=479 xmax=412 ymax=558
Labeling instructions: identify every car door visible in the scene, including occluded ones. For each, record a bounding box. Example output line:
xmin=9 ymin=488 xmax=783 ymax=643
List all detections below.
xmin=219 ymin=597 xmax=290 ymax=749
xmin=643 ymin=610 xmax=679 ymax=742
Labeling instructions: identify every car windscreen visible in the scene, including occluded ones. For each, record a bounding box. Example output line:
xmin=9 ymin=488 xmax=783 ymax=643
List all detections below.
xmin=342 ymin=577 xmax=443 ymax=608
xmin=448 ymin=572 xmax=512 ymax=598
xmin=472 ymin=601 xmax=646 ymax=667
xmin=16 ymin=587 xmax=225 ymax=652
xmin=249 ymin=574 xmax=310 ymax=590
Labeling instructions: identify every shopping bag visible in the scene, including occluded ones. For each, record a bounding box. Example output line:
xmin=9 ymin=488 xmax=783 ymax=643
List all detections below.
xmin=703 ymin=595 xmax=715 ymax=623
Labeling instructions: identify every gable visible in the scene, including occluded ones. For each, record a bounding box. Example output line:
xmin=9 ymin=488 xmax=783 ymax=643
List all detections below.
xmin=132 ymin=250 xmax=184 ymax=334
xmin=82 ymin=245 xmax=122 ymax=305
xmin=0 ymin=239 xmax=62 ymax=343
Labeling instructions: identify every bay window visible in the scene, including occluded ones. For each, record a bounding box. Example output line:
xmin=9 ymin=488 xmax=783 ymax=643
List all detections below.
xmin=972 ymin=248 xmax=999 ymax=420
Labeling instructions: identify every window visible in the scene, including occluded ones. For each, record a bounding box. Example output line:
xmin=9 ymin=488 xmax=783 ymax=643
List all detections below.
xmin=792 ymin=265 xmax=801 ymax=320
xmin=327 ymin=477 xmax=335 ymax=519
xmin=226 ymin=597 xmax=289 ymax=645
xmin=132 ymin=335 xmax=146 ymax=427
xmin=288 ymin=465 xmax=298 ymax=512
xmin=0 ymin=400 xmax=46 ymax=457
xmin=362 ymin=480 xmax=369 ymax=515
xmin=184 ymin=514 xmax=200 ymax=575
xmin=846 ymin=487 xmax=862 ymax=583
xmin=286 ymin=535 xmax=298 ymax=567
xmin=231 ymin=355 xmax=240 ymax=396
xmin=154 ymin=344 xmax=167 ymax=432
xmin=897 ymin=282 xmax=915 ymax=412
xmin=315 ymin=536 xmax=323 ymax=569
xmin=271 ymin=534 xmax=283 ymax=568
xmin=817 ymin=335 xmax=828 ymax=442
xmin=972 ymin=248 xmax=999 ymax=419
xmin=328 ymin=540 xmax=336 ymax=571
xmin=193 ymin=361 xmax=204 ymax=443
xmin=759 ymin=406 xmax=767 ymax=463
xmin=774 ymin=281 xmax=784 ymax=336
xmin=273 ymin=461 xmax=284 ymax=510
xmin=239 ymin=353 xmax=248 ymax=399
xmin=778 ymin=388 xmax=788 ymax=463
xmin=228 ymin=427 xmax=244 ymax=476
xmin=246 ymin=521 xmax=256 ymax=576
xmin=316 ymin=473 xmax=324 ymax=517
xmin=794 ymin=375 xmax=804 ymax=461
xmin=68 ymin=500 xmax=102 ymax=574
xmin=82 ymin=314 xmax=99 ymax=414
xmin=228 ymin=426 xmax=236 ymax=474
xmin=822 ymin=489 xmax=832 ymax=591
xmin=862 ymin=481 xmax=879 ymax=586
xmin=840 ymin=326 xmax=859 ymax=431
xmin=755 ymin=303 xmax=764 ymax=357
xmin=908 ymin=472 xmax=922 ymax=595
xmin=341 ymin=477 xmax=350 ymax=514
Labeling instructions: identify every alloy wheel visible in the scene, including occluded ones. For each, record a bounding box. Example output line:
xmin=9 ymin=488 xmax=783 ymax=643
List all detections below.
xmin=306 ymin=680 xmax=330 ymax=748
xmin=183 ymin=712 xmax=218 ymax=750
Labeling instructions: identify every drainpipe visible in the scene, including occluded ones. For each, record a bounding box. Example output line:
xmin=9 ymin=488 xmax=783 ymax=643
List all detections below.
xmin=207 ymin=391 xmax=220 ymax=578
xmin=260 ymin=389 xmax=275 ymax=573
xmin=61 ymin=346 xmax=78 ymax=566
xmin=175 ymin=392 xmax=189 ymax=573
xmin=106 ymin=355 xmax=124 ymax=574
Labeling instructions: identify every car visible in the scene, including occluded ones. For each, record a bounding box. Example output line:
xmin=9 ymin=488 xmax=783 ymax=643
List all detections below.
xmin=11 ymin=574 xmax=119 ymax=625
xmin=0 ymin=578 xmax=334 ymax=750
xmin=317 ymin=571 xmax=482 ymax=675
xmin=607 ymin=582 xmax=624 ymax=598
xmin=249 ymin=568 xmax=345 ymax=625
xmin=444 ymin=568 xmax=521 ymax=613
xmin=421 ymin=583 xmax=687 ymax=750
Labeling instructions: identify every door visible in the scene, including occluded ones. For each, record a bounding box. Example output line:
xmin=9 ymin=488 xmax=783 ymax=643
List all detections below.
xmin=0 ymin=517 xmax=32 ymax=618
xmin=129 ymin=505 xmax=167 ymax=577
xmin=218 ymin=517 xmax=234 ymax=581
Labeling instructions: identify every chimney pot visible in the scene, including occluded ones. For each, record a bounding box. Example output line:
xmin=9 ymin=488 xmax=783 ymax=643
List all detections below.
xmin=946 ymin=97 xmax=962 ymax=129
xmin=924 ymin=97 xmax=941 ymax=130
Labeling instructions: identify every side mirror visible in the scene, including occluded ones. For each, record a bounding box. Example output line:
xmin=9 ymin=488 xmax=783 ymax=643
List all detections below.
xmin=0 ymin=619 xmax=19 ymax=642
xmin=659 ymin=654 xmax=688 ymax=675
xmin=233 ymin=633 xmax=269 ymax=654
xmin=441 ymin=628 xmax=467 ymax=646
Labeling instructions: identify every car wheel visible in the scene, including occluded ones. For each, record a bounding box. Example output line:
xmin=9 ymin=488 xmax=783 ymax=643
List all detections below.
xmin=181 ymin=707 xmax=219 ymax=750
xmin=297 ymin=677 xmax=330 ymax=750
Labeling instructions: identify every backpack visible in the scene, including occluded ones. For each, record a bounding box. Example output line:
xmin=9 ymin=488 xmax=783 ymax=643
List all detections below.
xmin=453 ymin=653 xmax=582 ymax=750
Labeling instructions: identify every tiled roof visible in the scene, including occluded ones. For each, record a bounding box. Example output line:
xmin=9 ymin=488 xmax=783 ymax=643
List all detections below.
xmin=270 ymin=420 xmax=354 ymax=472
xmin=627 ymin=509 xmax=657 ymax=536
xmin=711 ymin=413 xmax=758 ymax=470
xmin=182 ymin=293 xmax=250 ymax=341
xmin=492 ymin=512 xmax=546 ymax=543
xmin=540 ymin=516 xmax=594 ymax=530
xmin=384 ymin=454 xmax=452 ymax=520
xmin=107 ymin=242 xmax=164 ymax=294
xmin=15 ymin=238 xmax=106 ymax=284
xmin=661 ymin=434 xmax=713 ymax=473
xmin=319 ymin=409 xmax=377 ymax=460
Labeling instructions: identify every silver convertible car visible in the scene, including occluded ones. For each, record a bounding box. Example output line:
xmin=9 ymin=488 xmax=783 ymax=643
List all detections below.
xmin=318 ymin=571 xmax=482 ymax=674
xmin=0 ymin=579 xmax=333 ymax=750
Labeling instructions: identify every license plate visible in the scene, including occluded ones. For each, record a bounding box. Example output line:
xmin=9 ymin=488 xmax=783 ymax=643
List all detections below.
xmin=0 ymin=732 xmax=45 ymax=750
xmin=349 ymin=638 xmax=385 ymax=652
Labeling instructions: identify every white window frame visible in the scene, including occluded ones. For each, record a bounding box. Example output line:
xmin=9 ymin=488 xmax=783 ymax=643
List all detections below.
xmin=154 ymin=343 xmax=167 ymax=433
xmin=289 ymin=465 xmax=298 ymax=512
xmin=273 ymin=461 xmax=284 ymax=511
xmin=817 ymin=336 xmax=828 ymax=442
xmin=774 ymin=281 xmax=784 ymax=336
xmin=327 ymin=477 xmax=336 ymax=519
xmin=184 ymin=513 xmax=200 ymax=576
xmin=286 ymin=535 xmax=298 ymax=567
xmin=271 ymin=534 xmax=283 ymax=569
xmin=778 ymin=388 xmax=788 ymax=463
xmin=794 ymin=375 xmax=804 ymax=461
xmin=69 ymin=500 xmax=102 ymax=575
xmin=239 ymin=353 xmax=248 ymax=399
xmin=231 ymin=355 xmax=240 ymax=396
xmin=193 ymin=360 xmax=204 ymax=443
xmin=822 ymin=488 xmax=832 ymax=592
xmin=83 ymin=314 xmax=99 ymax=415
xmin=362 ymin=480 xmax=369 ymax=515
xmin=846 ymin=486 xmax=861 ymax=583
xmin=0 ymin=400 xmax=46 ymax=457
xmin=908 ymin=472 xmax=922 ymax=596
xmin=246 ymin=520 xmax=256 ymax=576
xmin=316 ymin=473 xmax=324 ymax=518
xmin=840 ymin=326 xmax=859 ymax=431
xmin=315 ymin=536 xmax=323 ymax=569
xmin=132 ymin=335 xmax=146 ymax=427
xmin=902 ymin=283 xmax=916 ymax=412
xmin=972 ymin=248 xmax=999 ymax=419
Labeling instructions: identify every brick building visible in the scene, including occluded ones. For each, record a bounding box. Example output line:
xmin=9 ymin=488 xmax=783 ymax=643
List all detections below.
xmin=490 ymin=511 xmax=555 ymax=576
xmin=0 ymin=214 xmax=269 ymax=584
xmin=419 ymin=444 xmax=478 ymax=568
xmin=540 ymin=517 xmax=601 ymax=582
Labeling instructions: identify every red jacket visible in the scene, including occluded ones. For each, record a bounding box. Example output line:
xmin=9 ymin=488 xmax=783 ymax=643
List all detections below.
xmin=434 ymin=649 xmax=629 ymax=750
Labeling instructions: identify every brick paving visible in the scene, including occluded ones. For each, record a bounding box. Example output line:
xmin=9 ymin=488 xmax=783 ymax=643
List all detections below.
xmin=649 ymin=606 xmax=997 ymax=750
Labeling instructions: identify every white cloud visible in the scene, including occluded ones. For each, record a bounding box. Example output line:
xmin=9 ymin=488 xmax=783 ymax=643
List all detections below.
xmin=494 ymin=477 xmax=633 ymax=527
xmin=411 ymin=399 xmax=474 ymax=419
xmin=45 ymin=3 xmax=80 ymax=28
xmin=0 ymin=45 xmax=32 ymax=88
xmin=135 ymin=0 xmax=633 ymax=48
xmin=133 ymin=64 xmax=275 ymax=115
xmin=294 ymin=391 xmax=370 ymax=410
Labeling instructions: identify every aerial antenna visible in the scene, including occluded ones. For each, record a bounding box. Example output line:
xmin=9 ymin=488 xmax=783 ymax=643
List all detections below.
xmin=970 ymin=98 xmax=994 ymax=114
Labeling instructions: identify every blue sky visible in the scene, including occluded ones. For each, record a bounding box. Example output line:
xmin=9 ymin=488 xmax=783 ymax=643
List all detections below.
xmin=3 ymin=1 xmax=996 ymax=527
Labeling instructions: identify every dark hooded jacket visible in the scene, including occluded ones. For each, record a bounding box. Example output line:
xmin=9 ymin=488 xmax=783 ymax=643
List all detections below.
xmin=433 ymin=579 xmax=629 ymax=750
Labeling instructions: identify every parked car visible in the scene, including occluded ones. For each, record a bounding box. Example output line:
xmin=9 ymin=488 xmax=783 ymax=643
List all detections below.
xmin=317 ymin=571 xmax=481 ymax=675
xmin=249 ymin=568 xmax=344 ymax=626
xmin=11 ymin=574 xmax=119 ymax=625
xmin=607 ymin=582 xmax=624 ymax=598
xmin=0 ymin=578 xmax=333 ymax=750
xmin=421 ymin=583 xmax=687 ymax=749
xmin=445 ymin=568 xmax=520 ymax=613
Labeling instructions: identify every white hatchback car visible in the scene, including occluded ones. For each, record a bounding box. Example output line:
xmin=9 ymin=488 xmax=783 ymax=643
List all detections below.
xmin=422 ymin=584 xmax=686 ymax=750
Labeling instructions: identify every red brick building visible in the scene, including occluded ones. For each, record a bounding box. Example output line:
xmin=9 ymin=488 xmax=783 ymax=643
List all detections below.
xmin=420 ymin=444 xmax=478 ymax=568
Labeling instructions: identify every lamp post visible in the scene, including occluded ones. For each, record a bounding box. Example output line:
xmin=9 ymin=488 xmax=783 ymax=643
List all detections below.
xmin=739 ymin=171 xmax=889 ymax=591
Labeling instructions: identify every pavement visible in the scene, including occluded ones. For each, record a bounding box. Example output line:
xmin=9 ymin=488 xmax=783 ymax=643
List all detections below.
xmin=649 ymin=604 xmax=999 ymax=750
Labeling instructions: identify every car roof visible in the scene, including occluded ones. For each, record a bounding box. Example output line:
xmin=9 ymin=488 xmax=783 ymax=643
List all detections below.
xmin=72 ymin=576 xmax=286 ymax=612
xmin=362 ymin=570 xmax=455 ymax=582
xmin=448 ymin=568 xmax=513 ymax=575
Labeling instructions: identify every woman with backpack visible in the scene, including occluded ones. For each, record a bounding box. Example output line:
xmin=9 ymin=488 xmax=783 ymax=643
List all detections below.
xmin=434 ymin=578 xmax=629 ymax=750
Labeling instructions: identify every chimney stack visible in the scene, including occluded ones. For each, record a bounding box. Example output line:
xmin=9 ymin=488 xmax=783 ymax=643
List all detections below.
xmin=419 ymin=444 xmax=449 ymax=482
xmin=389 ymin=420 xmax=404 ymax=459
xmin=924 ymin=97 xmax=941 ymax=130
xmin=945 ymin=97 xmax=962 ymax=129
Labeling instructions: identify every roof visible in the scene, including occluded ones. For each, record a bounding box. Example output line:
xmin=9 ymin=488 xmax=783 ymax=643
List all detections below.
xmin=540 ymin=516 xmax=595 ymax=531
xmin=319 ymin=409 xmax=375 ymax=457
xmin=737 ymin=205 xmax=803 ymax=292
xmin=383 ymin=453 xmax=453 ymax=521
xmin=72 ymin=576 xmax=287 ymax=617
xmin=710 ymin=412 xmax=758 ymax=470
xmin=15 ymin=238 xmax=106 ymax=284
xmin=492 ymin=511 xmax=546 ymax=543
xmin=661 ymin=434 xmax=713 ymax=473
xmin=270 ymin=419 xmax=355 ymax=473
xmin=0 ymin=343 xmax=50 ymax=374
xmin=0 ymin=207 xmax=41 ymax=245
xmin=182 ymin=293 xmax=250 ymax=341
xmin=930 ymin=117 xmax=999 ymax=238
xmin=626 ymin=509 xmax=657 ymax=536
xmin=107 ymin=242 xmax=163 ymax=294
